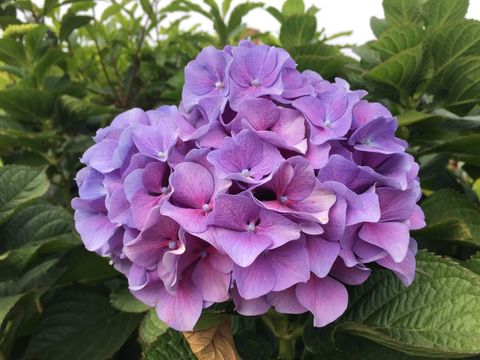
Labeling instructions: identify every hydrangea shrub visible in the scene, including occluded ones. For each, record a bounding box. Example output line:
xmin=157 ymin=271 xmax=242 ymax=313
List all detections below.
xmin=72 ymin=41 xmax=425 ymax=331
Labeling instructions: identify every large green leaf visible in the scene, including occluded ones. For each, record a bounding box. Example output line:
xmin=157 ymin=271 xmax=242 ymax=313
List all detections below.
xmin=464 ymin=252 xmax=480 ymax=275
xmin=281 ymin=0 xmax=304 ymax=17
xmin=0 ymin=294 xmax=24 ymax=328
xmin=0 ymin=166 xmax=49 ymax=225
xmin=139 ymin=309 xmax=169 ymax=347
xmin=110 ymin=287 xmax=149 ymax=313
xmin=291 ymin=43 xmax=352 ymax=79
xmin=0 ymin=38 xmax=27 ymax=67
xmin=304 ymin=326 xmax=430 ymax=359
xmin=383 ymin=0 xmax=423 ymax=27
xmin=442 ymin=56 xmax=480 ymax=111
xmin=339 ymin=251 xmax=480 ymax=357
xmin=0 ymin=202 xmax=77 ymax=272
xmin=428 ymin=20 xmax=480 ymax=76
xmin=227 ymin=2 xmax=263 ymax=35
xmin=415 ymin=190 xmax=480 ymax=246
xmin=59 ymin=14 xmax=93 ymax=41
xmin=0 ymin=127 xmax=56 ymax=152
xmin=25 ymin=287 xmax=142 ymax=360
xmin=371 ymin=26 xmax=423 ymax=60
xmin=0 ymin=89 xmax=54 ymax=122
xmin=55 ymin=248 xmax=118 ymax=286
xmin=421 ymin=133 xmax=480 ymax=166
xmin=365 ymin=45 xmax=423 ymax=94
xmin=143 ymin=329 xmax=196 ymax=360
xmin=397 ymin=110 xmax=434 ymax=126
xmin=423 ymin=0 xmax=469 ymax=28
xmin=370 ymin=16 xmax=388 ymax=37
xmin=279 ymin=14 xmax=317 ymax=48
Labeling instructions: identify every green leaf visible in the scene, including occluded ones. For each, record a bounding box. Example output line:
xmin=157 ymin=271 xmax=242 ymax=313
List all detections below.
xmin=423 ymin=0 xmax=469 ymax=28
xmin=140 ymin=0 xmax=155 ymax=21
xmin=442 ymin=56 xmax=480 ymax=112
xmin=59 ymin=14 xmax=93 ymax=41
xmin=281 ymin=0 xmax=304 ymax=17
xmin=110 ymin=287 xmax=150 ymax=313
xmin=11 ymin=258 xmax=65 ymax=295
xmin=194 ymin=312 xmax=228 ymax=331
xmin=280 ymin=14 xmax=317 ymax=48
xmin=428 ymin=20 xmax=480 ymax=76
xmin=365 ymin=45 xmax=423 ymax=94
xmin=0 ymin=127 xmax=56 ymax=152
xmin=464 ymin=252 xmax=480 ymax=275
xmin=304 ymin=326 xmax=430 ymax=359
xmin=265 ymin=6 xmax=284 ymax=23
xmin=0 ymin=202 xmax=77 ymax=272
xmin=397 ymin=110 xmax=434 ymax=126
xmin=100 ymin=3 xmax=122 ymax=21
xmin=139 ymin=309 xmax=168 ymax=347
xmin=56 ymin=248 xmax=118 ymax=286
xmin=0 ymin=89 xmax=54 ymax=122
xmin=383 ymin=0 xmax=423 ymax=27
xmin=422 ymin=133 xmax=480 ymax=165
xmin=414 ymin=189 xmax=480 ymax=246
xmin=339 ymin=251 xmax=480 ymax=357
xmin=26 ymin=287 xmax=142 ymax=360
xmin=0 ymin=294 xmax=24 ymax=328
xmin=291 ymin=43 xmax=352 ymax=79
xmin=0 ymin=38 xmax=27 ymax=67
xmin=227 ymin=2 xmax=263 ymax=35
xmin=222 ymin=0 xmax=232 ymax=16
xmin=0 ymin=166 xmax=49 ymax=225
xmin=370 ymin=16 xmax=388 ymax=37
xmin=371 ymin=26 xmax=423 ymax=60
xmin=143 ymin=329 xmax=196 ymax=360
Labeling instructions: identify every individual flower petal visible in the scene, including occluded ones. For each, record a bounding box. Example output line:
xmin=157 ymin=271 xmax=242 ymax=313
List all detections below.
xmin=296 ymin=276 xmax=348 ymax=327
xmin=359 ymin=222 xmax=410 ymax=263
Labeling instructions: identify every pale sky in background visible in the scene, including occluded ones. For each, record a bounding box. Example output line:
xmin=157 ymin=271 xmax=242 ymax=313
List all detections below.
xmin=31 ymin=0 xmax=480 ymax=48
xmin=179 ymin=0 xmax=480 ymax=46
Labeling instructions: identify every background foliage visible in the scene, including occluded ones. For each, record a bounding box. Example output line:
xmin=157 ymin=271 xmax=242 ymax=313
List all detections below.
xmin=0 ymin=0 xmax=479 ymax=359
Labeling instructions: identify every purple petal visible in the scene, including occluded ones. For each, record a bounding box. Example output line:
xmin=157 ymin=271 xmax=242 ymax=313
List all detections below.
xmin=231 ymin=287 xmax=270 ymax=316
xmin=296 ymin=276 xmax=348 ymax=327
xmin=305 ymin=236 xmax=340 ymax=278
xmin=170 ymin=162 xmax=214 ymax=208
xmin=359 ymin=222 xmax=410 ymax=263
xmin=267 ymin=287 xmax=308 ymax=314
xmin=156 ymin=278 xmax=203 ymax=331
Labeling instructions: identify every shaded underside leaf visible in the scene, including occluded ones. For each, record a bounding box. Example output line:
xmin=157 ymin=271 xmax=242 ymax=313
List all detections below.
xmin=414 ymin=189 xmax=480 ymax=246
xmin=25 ymin=287 xmax=142 ymax=360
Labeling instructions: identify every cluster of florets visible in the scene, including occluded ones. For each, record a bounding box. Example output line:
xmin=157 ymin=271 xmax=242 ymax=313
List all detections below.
xmin=72 ymin=41 xmax=425 ymax=331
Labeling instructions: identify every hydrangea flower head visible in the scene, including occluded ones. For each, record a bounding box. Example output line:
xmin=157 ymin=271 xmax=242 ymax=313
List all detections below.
xmin=72 ymin=42 xmax=425 ymax=331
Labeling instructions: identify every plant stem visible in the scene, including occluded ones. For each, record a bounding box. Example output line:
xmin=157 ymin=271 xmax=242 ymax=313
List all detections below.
xmin=278 ymin=337 xmax=296 ymax=360
xmin=261 ymin=312 xmax=301 ymax=360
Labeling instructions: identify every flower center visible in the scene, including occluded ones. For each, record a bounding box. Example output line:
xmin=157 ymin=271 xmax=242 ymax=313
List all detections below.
xmin=241 ymin=169 xmax=250 ymax=177
xmin=247 ymin=221 xmax=256 ymax=232
xmin=161 ymin=186 xmax=170 ymax=195
xmin=324 ymin=119 xmax=332 ymax=128
xmin=278 ymin=195 xmax=288 ymax=204
xmin=168 ymin=240 xmax=177 ymax=249
xmin=251 ymin=78 xmax=260 ymax=87
xmin=214 ymin=81 xmax=224 ymax=90
xmin=202 ymin=203 xmax=211 ymax=213
xmin=157 ymin=151 xmax=167 ymax=160
xmin=363 ymin=137 xmax=372 ymax=145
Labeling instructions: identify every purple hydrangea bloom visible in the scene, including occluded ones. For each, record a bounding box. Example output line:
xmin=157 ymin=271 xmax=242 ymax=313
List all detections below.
xmin=72 ymin=42 xmax=425 ymax=331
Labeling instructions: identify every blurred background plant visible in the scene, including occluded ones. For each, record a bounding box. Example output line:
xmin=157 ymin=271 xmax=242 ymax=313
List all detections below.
xmin=0 ymin=0 xmax=479 ymax=359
